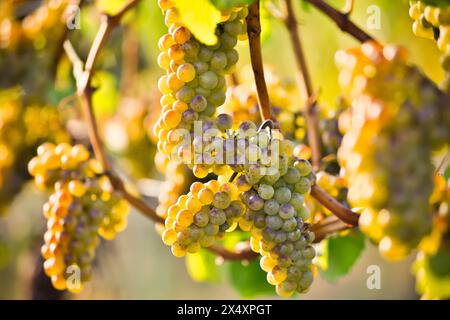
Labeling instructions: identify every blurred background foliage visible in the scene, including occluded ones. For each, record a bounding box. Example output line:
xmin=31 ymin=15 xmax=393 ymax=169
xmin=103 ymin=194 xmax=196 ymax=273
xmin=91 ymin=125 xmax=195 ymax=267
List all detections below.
xmin=0 ymin=0 xmax=443 ymax=299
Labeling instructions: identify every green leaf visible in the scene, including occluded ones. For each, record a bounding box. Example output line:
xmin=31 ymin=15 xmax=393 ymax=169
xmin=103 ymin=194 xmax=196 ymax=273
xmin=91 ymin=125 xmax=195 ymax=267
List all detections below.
xmin=174 ymin=0 xmax=222 ymax=45
xmin=211 ymin=0 xmax=255 ymax=10
xmin=186 ymin=249 xmax=222 ymax=282
xmin=260 ymin=3 xmax=273 ymax=44
xmin=317 ymin=230 xmax=365 ymax=283
xmin=444 ymin=164 xmax=450 ymax=181
xmin=227 ymin=259 xmax=274 ymax=298
xmin=92 ymin=71 xmax=118 ymax=117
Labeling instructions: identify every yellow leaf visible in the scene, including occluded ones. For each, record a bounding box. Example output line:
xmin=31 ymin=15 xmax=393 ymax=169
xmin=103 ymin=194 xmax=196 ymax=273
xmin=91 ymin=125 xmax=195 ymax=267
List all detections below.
xmin=96 ymin=0 xmax=129 ymax=15
xmin=174 ymin=0 xmax=222 ymax=45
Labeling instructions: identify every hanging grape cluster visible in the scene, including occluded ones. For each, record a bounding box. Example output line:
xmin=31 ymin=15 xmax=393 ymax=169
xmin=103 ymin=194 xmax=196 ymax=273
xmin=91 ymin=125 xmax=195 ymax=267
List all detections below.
xmin=28 ymin=143 xmax=129 ymax=292
xmin=409 ymin=0 xmax=450 ymax=90
xmin=154 ymin=0 xmax=247 ymax=173
xmin=336 ymin=42 xmax=449 ymax=260
xmin=236 ymin=155 xmax=316 ymax=297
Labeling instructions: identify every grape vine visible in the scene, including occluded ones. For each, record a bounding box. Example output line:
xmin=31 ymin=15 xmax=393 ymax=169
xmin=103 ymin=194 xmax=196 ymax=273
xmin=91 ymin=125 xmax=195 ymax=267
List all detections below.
xmin=0 ymin=0 xmax=447 ymax=300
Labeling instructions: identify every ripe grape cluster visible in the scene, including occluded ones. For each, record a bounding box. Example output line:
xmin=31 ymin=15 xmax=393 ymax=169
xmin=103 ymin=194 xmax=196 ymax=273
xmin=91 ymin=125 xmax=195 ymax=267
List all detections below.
xmin=235 ymin=155 xmax=316 ymax=297
xmin=28 ymin=143 xmax=129 ymax=292
xmin=409 ymin=0 xmax=450 ymax=89
xmin=161 ymin=179 xmax=245 ymax=257
xmin=413 ymin=175 xmax=450 ymax=299
xmin=336 ymin=42 xmax=449 ymax=260
xmin=154 ymin=0 xmax=247 ymax=172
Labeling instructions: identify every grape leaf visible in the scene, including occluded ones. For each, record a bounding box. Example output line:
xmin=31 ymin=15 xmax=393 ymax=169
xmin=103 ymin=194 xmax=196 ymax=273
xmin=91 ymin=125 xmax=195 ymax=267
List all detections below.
xmin=211 ymin=0 xmax=255 ymax=10
xmin=92 ymin=71 xmax=118 ymax=117
xmin=444 ymin=164 xmax=450 ymax=181
xmin=227 ymin=259 xmax=274 ymax=297
xmin=260 ymin=2 xmax=273 ymax=43
xmin=174 ymin=0 xmax=222 ymax=45
xmin=186 ymin=249 xmax=222 ymax=283
xmin=96 ymin=0 xmax=130 ymax=14
xmin=317 ymin=230 xmax=365 ymax=283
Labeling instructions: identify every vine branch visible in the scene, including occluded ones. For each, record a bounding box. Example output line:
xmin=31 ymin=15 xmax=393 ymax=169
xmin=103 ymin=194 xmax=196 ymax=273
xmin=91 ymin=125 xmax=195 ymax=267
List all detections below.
xmin=283 ymin=0 xmax=322 ymax=169
xmin=246 ymin=0 xmax=273 ymax=122
xmin=310 ymin=185 xmax=359 ymax=226
xmin=63 ymin=0 xmax=164 ymax=225
xmin=304 ymin=0 xmax=377 ymax=44
xmin=247 ymin=0 xmax=360 ymax=227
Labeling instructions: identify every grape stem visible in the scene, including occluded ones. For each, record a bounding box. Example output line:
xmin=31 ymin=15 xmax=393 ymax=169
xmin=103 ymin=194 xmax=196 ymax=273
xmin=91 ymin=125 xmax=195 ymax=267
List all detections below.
xmin=312 ymin=216 xmax=353 ymax=242
xmin=283 ymin=0 xmax=322 ymax=169
xmin=246 ymin=0 xmax=274 ymax=123
xmin=304 ymin=0 xmax=377 ymax=44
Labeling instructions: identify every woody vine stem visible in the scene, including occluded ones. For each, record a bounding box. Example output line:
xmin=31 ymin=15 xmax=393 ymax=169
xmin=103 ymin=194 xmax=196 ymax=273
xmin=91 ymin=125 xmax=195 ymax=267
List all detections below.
xmin=63 ymin=0 xmax=376 ymax=261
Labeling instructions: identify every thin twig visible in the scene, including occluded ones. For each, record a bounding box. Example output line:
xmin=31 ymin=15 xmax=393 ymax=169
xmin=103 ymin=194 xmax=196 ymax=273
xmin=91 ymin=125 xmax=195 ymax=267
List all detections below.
xmin=343 ymin=0 xmax=355 ymax=15
xmin=305 ymin=0 xmax=377 ymax=44
xmin=312 ymin=215 xmax=353 ymax=242
xmin=283 ymin=0 xmax=322 ymax=169
xmin=208 ymin=244 xmax=258 ymax=261
xmin=246 ymin=0 xmax=273 ymax=122
xmin=63 ymin=0 xmax=163 ymax=221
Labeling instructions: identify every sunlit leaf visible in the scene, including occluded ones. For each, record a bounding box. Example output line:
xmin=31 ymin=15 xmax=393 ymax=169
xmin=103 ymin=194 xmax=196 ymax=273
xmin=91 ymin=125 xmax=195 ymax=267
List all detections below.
xmin=174 ymin=0 xmax=222 ymax=45
xmin=227 ymin=259 xmax=274 ymax=297
xmin=260 ymin=3 xmax=272 ymax=44
xmin=186 ymin=249 xmax=222 ymax=283
xmin=317 ymin=230 xmax=365 ymax=283
xmin=92 ymin=71 xmax=118 ymax=117
xmin=444 ymin=164 xmax=450 ymax=181
xmin=95 ymin=0 xmax=129 ymax=15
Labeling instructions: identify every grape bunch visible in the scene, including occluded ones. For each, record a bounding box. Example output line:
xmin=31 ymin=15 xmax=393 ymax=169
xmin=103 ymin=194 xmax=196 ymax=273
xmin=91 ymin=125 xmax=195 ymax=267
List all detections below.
xmin=409 ymin=0 xmax=450 ymax=89
xmin=28 ymin=143 xmax=129 ymax=292
xmin=161 ymin=179 xmax=246 ymax=257
xmin=214 ymin=120 xmax=317 ymax=297
xmin=336 ymin=42 xmax=449 ymax=260
xmin=235 ymin=156 xmax=316 ymax=297
xmin=153 ymin=0 xmax=247 ymax=172
xmin=413 ymin=174 xmax=450 ymax=299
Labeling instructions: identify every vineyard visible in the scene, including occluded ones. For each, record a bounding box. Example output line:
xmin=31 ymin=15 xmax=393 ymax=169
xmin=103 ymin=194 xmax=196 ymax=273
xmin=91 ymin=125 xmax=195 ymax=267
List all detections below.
xmin=0 ymin=0 xmax=449 ymax=300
